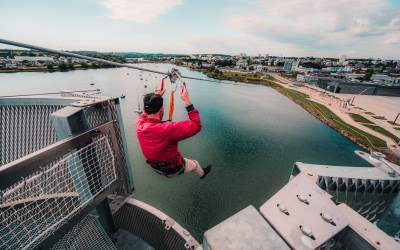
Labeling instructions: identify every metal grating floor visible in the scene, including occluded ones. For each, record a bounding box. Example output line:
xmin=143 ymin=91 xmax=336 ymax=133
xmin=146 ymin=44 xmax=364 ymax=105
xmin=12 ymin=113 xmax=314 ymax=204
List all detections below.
xmin=51 ymin=215 xmax=116 ymax=250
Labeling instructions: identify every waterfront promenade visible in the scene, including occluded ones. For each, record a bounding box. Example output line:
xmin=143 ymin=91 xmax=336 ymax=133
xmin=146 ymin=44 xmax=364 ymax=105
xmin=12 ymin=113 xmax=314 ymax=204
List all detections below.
xmin=267 ymin=73 xmax=400 ymax=153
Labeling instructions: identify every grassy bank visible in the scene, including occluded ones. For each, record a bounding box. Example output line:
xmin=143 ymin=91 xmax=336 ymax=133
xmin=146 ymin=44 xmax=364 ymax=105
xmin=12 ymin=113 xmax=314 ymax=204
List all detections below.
xmin=362 ymin=124 xmax=400 ymax=143
xmin=190 ymin=67 xmax=265 ymax=83
xmin=275 ymin=86 xmax=386 ymax=149
xmin=349 ymin=113 xmax=375 ymax=124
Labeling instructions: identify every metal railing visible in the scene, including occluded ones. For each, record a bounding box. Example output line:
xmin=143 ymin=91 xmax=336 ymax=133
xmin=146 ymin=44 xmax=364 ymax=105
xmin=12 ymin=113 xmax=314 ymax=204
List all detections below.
xmin=110 ymin=196 xmax=200 ymax=250
xmin=0 ymin=95 xmax=133 ymax=196
xmin=0 ymin=121 xmax=122 ymax=249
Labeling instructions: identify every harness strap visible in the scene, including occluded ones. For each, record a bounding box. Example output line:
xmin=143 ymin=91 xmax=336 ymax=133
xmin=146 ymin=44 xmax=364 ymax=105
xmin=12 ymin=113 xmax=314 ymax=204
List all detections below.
xmin=168 ymin=90 xmax=174 ymax=121
xmin=146 ymin=158 xmax=186 ymax=176
xmin=181 ymin=82 xmax=187 ymax=93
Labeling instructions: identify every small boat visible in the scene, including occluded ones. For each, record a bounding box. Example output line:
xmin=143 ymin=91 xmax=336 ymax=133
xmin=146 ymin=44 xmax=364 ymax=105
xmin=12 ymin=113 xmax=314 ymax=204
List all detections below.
xmin=144 ymin=85 xmax=147 ymax=88
xmin=90 ymin=82 xmax=95 ymax=85
xmin=120 ymin=94 xmax=126 ymax=99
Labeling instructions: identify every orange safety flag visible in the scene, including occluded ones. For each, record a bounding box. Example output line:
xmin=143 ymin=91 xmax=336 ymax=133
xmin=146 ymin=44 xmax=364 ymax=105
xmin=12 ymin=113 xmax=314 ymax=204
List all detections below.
xmin=168 ymin=90 xmax=174 ymax=121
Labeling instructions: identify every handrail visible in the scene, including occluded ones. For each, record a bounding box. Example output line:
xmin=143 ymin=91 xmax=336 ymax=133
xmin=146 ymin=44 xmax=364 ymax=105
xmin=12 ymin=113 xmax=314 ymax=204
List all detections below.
xmin=0 ymin=121 xmax=115 ymax=190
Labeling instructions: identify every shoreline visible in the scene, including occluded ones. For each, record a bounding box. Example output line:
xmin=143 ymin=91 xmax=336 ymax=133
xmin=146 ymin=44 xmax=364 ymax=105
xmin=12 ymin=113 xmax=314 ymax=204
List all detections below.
xmin=188 ymin=67 xmax=400 ymax=164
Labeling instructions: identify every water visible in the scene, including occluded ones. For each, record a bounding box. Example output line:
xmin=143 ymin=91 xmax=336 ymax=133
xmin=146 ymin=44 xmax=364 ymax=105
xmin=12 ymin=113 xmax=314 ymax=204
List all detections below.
xmin=0 ymin=64 xmax=367 ymax=240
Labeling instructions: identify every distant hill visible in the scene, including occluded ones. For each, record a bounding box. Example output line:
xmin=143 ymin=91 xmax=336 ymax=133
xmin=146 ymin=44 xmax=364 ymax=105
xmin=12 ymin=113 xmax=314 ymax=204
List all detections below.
xmin=0 ymin=49 xmax=231 ymax=58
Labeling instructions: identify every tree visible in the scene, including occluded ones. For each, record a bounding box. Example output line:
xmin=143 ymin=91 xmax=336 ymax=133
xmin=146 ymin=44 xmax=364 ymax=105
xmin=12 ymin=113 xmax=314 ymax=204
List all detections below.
xmin=47 ymin=64 xmax=54 ymax=69
xmin=356 ymin=68 xmax=361 ymax=74
xmin=292 ymin=71 xmax=300 ymax=78
xmin=81 ymin=62 xmax=89 ymax=68
xmin=58 ymin=62 xmax=68 ymax=70
xmin=249 ymin=66 xmax=254 ymax=71
xmin=363 ymin=69 xmax=373 ymax=81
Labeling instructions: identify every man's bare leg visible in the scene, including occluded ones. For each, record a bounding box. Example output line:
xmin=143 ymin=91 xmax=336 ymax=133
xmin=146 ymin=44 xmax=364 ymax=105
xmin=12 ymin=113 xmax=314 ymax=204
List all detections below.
xmin=183 ymin=158 xmax=204 ymax=178
xmin=166 ymin=158 xmax=211 ymax=178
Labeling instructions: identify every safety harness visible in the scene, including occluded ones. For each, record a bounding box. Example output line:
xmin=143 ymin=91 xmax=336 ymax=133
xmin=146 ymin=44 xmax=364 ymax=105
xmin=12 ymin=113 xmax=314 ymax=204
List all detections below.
xmin=146 ymin=154 xmax=186 ymax=177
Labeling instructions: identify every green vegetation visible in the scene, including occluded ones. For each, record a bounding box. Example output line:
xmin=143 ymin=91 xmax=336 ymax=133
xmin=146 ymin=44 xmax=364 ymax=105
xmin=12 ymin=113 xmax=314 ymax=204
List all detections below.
xmin=372 ymin=116 xmax=387 ymax=120
xmin=387 ymin=121 xmax=400 ymax=126
xmin=349 ymin=113 xmax=375 ymax=124
xmin=363 ymin=69 xmax=373 ymax=81
xmin=281 ymin=72 xmax=299 ymax=79
xmin=278 ymin=86 xmax=386 ymax=148
xmin=394 ymin=127 xmax=400 ymax=131
xmin=364 ymin=112 xmax=375 ymax=115
xmin=197 ymin=67 xmax=266 ymax=83
xmin=363 ymin=124 xmax=400 ymax=143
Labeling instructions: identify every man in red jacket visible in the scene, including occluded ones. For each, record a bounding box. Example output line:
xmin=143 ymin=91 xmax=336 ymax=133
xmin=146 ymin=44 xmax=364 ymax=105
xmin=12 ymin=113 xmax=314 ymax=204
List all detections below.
xmin=135 ymin=87 xmax=212 ymax=179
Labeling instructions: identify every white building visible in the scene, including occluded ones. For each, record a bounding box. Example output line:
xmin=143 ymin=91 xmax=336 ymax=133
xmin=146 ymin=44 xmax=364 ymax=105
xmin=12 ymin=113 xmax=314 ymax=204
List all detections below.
xmin=14 ymin=56 xmax=54 ymax=64
xmin=236 ymin=59 xmax=248 ymax=68
xmin=339 ymin=55 xmax=347 ymax=65
xmin=252 ymin=64 xmax=263 ymax=72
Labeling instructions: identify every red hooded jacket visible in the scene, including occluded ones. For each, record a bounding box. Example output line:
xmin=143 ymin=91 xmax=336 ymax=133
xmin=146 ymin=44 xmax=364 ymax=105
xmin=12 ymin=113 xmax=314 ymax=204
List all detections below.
xmin=135 ymin=105 xmax=202 ymax=167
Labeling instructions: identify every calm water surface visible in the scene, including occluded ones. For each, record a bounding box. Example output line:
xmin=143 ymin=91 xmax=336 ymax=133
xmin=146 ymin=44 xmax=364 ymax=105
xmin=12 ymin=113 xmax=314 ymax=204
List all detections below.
xmin=0 ymin=64 xmax=367 ymax=240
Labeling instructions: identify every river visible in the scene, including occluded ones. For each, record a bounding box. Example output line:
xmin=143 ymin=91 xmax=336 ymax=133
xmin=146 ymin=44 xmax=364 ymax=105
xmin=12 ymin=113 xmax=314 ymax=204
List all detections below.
xmin=0 ymin=64 xmax=367 ymax=240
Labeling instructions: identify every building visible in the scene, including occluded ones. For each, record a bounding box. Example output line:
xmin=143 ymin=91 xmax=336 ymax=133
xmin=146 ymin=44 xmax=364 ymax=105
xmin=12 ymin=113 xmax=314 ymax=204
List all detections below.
xmin=236 ymin=59 xmax=248 ymax=68
xmin=371 ymin=75 xmax=390 ymax=82
xmin=317 ymin=78 xmax=400 ymax=96
xmin=297 ymin=74 xmax=318 ymax=82
xmin=283 ymin=60 xmax=299 ymax=72
xmin=252 ymin=64 xmax=263 ymax=72
xmin=14 ymin=56 xmax=54 ymax=64
xmin=339 ymin=55 xmax=347 ymax=65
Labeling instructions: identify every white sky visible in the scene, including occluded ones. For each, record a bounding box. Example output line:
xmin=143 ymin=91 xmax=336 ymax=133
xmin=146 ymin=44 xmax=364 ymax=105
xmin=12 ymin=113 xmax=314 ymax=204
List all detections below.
xmin=0 ymin=0 xmax=399 ymax=58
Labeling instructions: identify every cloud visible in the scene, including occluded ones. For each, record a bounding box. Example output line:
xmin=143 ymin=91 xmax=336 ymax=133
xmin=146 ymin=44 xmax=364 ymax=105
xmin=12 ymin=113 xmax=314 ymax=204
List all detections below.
xmin=101 ymin=0 xmax=182 ymax=24
xmin=182 ymin=35 xmax=254 ymax=54
xmin=384 ymin=33 xmax=400 ymax=44
xmin=225 ymin=0 xmax=400 ymax=57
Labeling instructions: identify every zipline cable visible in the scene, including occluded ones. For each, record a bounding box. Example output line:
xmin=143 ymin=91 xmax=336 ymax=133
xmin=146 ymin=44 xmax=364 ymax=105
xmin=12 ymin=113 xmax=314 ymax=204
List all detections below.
xmin=0 ymin=38 xmax=253 ymax=86
xmin=0 ymin=89 xmax=100 ymax=98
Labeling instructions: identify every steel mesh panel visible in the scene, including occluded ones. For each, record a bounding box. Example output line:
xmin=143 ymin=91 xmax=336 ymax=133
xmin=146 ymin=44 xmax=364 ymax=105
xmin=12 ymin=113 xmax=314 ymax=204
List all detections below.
xmin=86 ymin=99 xmax=132 ymax=195
xmin=86 ymin=104 xmax=110 ymax=128
xmin=0 ymin=105 xmax=65 ymax=165
xmin=317 ymin=176 xmax=399 ymax=223
xmin=0 ymin=136 xmax=118 ymax=250
xmin=50 ymin=215 xmax=116 ymax=250
xmin=113 ymin=204 xmax=188 ymax=250
xmin=108 ymin=99 xmax=132 ymax=195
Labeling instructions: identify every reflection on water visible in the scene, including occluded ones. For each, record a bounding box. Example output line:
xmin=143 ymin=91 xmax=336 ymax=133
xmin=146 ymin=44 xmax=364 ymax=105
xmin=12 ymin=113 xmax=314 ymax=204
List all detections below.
xmin=0 ymin=64 xmax=367 ymax=240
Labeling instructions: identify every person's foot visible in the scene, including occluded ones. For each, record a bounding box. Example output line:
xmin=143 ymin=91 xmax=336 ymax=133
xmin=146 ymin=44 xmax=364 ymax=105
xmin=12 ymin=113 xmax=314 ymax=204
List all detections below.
xmin=200 ymin=164 xmax=212 ymax=180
